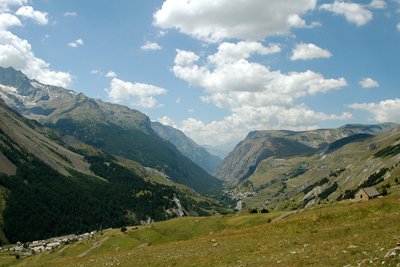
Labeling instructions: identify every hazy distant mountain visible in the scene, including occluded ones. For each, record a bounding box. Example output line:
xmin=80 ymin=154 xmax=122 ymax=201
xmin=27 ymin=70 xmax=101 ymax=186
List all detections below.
xmin=0 ymin=67 xmax=222 ymax=195
xmin=151 ymin=122 xmax=221 ymax=174
xmin=203 ymin=144 xmax=233 ymax=160
xmin=215 ymin=124 xmax=398 ymax=183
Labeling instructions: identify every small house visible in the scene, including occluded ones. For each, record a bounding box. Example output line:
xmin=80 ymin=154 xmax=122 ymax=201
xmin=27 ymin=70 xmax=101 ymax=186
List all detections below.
xmin=355 ymin=187 xmax=380 ymax=202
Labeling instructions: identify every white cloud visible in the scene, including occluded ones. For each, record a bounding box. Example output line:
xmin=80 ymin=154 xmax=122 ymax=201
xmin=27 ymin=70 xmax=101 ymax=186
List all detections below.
xmin=173 ymin=45 xmax=347 ymax=109
xmin=369 ymin=0 xmax=386 ymax=9
xmin=319 ymin=1 xmax=373 ymax=26
xmin=154 ymin=0 xmax=317 ymax=42
xmin=140 ymin=41 xmax=162 ymax=51
xmin=105 ymin=71 xmax=117 ymax=78
xmin=208 ymin=41 xmax=281 ymax=65
xmin=90 ymin=69 xmax=100 ymax=75
xmin=178 ymin=106 xmax=352 ymax=146
xmin=107 ymin=78 xmax=167 ymax=108
xmin=291 ymin=43 xmax=332 ymax=61
xmin=0 ymin=30 xmax=72 ymax=87
xmin=68 ymin=38 xmax=84 ymax=48
xmin=0 ymin=13 xmax=22 ymax=30
xmin=287 ymin=14 xmax=321 ymax=28
xmin=63 ymin=11 xmax=77 ymax=17
xmin=0 ymin=0 xmax=26 ymax=12
xmin=359 ymin=77 xmax=379 ymax=88
xmin=397 ymin=22 xmax=400 ymax=31
xmin=157 ymin=115 xmax=177 ymax=128
xmin=16 ymin=5 xmax=48 ymax=25
xmin=349 ymin=98 xmax=400 ymax=123
xmin=171 ymin=43 xmax=349 ymax=145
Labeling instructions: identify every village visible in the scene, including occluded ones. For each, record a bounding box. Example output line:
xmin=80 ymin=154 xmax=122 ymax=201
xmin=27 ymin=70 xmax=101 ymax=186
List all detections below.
xmin=1 ymin=231 xmax=97 ymax=258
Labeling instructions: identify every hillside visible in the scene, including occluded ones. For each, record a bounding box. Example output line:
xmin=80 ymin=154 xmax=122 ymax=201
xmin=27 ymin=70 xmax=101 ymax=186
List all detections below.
xmin=2 ymin=192 xmax=400 ymax=266
xmin=0 ymin=99 xmax=227 ymax=244
xmin=0 ymin=67 xmax=221 ymax=195
xmin=215 ymin=124 xmax=398 ymax=183
xmin=236 ymin=126 xmax=400 ymax=210
xmin=151 ymin=121 xmax=222 ymax=174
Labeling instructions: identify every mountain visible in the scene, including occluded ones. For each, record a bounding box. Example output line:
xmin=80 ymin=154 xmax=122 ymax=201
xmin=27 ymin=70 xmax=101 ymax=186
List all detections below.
xmin=0 ymin=98 xmax=226 ymax=244
xmin=215 ymin=124 xmax=398 ymax=183
xmin=151 ymin=121 xmax=222 ymax=174
xmin=203 ymin=144 xmax=233 ymax=160
xmin=236 ymin=126 xmax=400 ymax=210
xmin=0 ymin=67 xmax=222 ymax=195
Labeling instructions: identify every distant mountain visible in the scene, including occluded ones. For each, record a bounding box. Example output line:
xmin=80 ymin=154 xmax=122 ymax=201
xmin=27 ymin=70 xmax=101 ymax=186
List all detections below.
xmin=151 ymin=121 xmax=222 ymax=174
xmin=203 ymin=144 xmax=233 ymax=160
xmin=0 ymin=67 xmax=222 ymax=195
xmin=236 ymin=126 xmax=400 ymax=210
xmin=215 ymin=124 xmax=398 ymax=183
xmin=0 ymin=98 xmax=225 ymax=244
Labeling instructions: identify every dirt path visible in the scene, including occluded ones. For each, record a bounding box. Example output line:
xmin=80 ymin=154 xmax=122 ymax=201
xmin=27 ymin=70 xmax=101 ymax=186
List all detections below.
xmin=272 ymin=210 xmax=298 ymax=223
xmin=77 ymin=237 xmax=109 ymax=258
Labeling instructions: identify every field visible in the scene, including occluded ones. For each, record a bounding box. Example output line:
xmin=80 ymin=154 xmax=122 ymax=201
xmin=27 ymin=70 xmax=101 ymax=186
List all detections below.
xmin=1 ymin=190 xmax=400 ymax=267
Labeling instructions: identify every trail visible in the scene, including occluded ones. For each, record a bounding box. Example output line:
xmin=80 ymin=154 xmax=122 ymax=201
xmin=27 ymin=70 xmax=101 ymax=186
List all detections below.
xmin=271 ymin=210 xmax=298 ymax=223
xmin=77 ymin=237 xmax=109 ymax=258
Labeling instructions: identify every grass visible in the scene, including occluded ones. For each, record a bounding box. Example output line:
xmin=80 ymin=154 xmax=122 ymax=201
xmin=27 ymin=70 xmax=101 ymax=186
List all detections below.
xmin=2 ymin=193 xmax=400 ymax=267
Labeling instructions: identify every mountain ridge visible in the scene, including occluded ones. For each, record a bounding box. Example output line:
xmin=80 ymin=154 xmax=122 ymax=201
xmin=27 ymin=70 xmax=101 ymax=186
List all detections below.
xmin=0 ymin=67 xmax=221 ymax=195
xmin=216 ymin=123 xmax=398 ymax=182
xmin=151 ymin=121 xmax=222 ymax=174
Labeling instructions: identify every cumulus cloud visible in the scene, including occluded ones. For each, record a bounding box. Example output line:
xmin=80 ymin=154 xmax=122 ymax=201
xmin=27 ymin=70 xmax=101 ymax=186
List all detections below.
xmin=0 ymin=0 xmax=27 ymax=12
xmin=68 ymin=38 xmax=84 ymax=48
xmin=359 ymin=77 xmax=379 ymax=88
xmin=369 ymin=0 xmax=386 ymax=9
xmin=178 ymin=106 xmax=352 ymax=146
xmin=16 ymin=5 xmax=48 ymax=25
xmin=397 ymin=23 xmax=400 ymax=31
xmin=154 ymin=0 xmax=317 ymax=42
xmin=173 ymin=44 xmax=347 ymax=109
xmin=291 ymin=43 xmax=332 ymax=61
xmin=140 ymin=41 xmax=162 ymax=51
xmin=319 ymin=1 xmax=373 ymax=26
xmin=349 ymin=99 xmax=400 ymax=123
xmin=105 ymin=71 xmax=117 ymax=78
xmin=0 ymin=13 xmax=22 ymax=30
xmin=157 ymin=116 xmax=177 ymax=128
xmin=170 ymin=42 xmax=349 ymax=145
xmin=0 ymin=30 xmax=72 ymax=87
xmin=107 ymin=78 xmax=167 ymax=108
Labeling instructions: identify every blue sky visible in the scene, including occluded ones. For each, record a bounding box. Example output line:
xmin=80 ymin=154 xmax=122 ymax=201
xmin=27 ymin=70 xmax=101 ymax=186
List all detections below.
xmin=0 ymin=0 xmax=399 ymax=149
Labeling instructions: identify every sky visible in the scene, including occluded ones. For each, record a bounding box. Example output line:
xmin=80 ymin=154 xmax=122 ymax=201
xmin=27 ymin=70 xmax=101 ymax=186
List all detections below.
xmin=0 ymin=0 xmax=399 ymax=151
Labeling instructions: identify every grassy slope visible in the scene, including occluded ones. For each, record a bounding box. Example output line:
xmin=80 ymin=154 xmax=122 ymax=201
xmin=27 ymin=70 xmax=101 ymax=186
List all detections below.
xmin=4 ymin=192 xmax=400 ymax=267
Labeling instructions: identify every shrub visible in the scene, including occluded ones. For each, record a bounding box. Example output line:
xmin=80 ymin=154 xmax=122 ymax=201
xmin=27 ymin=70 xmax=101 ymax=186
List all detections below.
xmin=120 ymin=226 xmax=127 ymax=233
xmin=260 ymin=208 xmax=269 ymax=213
xmin=249 ymin=208 xmax=258 ymax=214
xmin=15 ymin=254 xmax=20 ymax=260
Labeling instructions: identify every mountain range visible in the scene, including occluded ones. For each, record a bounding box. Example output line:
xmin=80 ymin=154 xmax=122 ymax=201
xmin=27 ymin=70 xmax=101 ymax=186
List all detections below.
xmin=216 ymin=123 xmax=398 ymax=183
xmin=221 ymin=124 xmax=400 ymax=210
xmin=0 ymin=96 xmax=227 ymax=244
xmin=0 ymin=66 xmax=221 ymax=195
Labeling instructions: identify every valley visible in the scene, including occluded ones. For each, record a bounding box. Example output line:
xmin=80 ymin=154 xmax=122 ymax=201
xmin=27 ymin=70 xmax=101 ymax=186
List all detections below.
xmin=0 ymin=67 xmax=399 ymax=266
